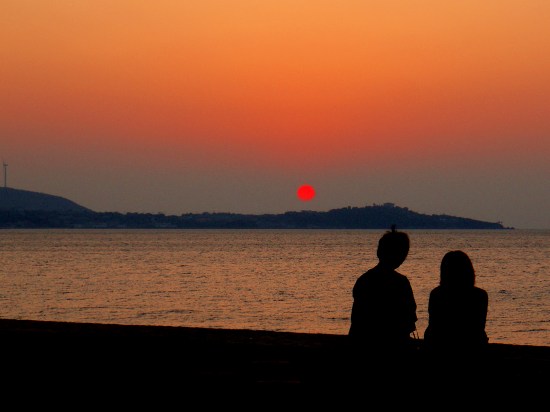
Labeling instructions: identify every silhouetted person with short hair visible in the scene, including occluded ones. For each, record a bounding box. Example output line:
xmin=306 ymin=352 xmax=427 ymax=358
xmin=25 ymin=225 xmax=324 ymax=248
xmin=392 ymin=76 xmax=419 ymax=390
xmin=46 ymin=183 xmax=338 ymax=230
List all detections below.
xmin=423 ymin=250 xmax=488 ymax=356
xmin=349 ymin=227 xmax=418 ymax=355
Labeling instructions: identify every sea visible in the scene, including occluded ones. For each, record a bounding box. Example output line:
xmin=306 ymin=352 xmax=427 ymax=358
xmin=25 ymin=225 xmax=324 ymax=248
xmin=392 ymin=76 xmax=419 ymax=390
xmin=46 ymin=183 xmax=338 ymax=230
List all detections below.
xmin=0 ymin=229 xmax=548 ymax=347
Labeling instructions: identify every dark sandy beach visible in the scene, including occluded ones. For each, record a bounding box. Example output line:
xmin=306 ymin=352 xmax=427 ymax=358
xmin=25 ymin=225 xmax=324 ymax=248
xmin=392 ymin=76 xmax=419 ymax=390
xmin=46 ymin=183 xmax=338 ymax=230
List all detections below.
xmin=1 ymin=318 xmax=548 ymax=403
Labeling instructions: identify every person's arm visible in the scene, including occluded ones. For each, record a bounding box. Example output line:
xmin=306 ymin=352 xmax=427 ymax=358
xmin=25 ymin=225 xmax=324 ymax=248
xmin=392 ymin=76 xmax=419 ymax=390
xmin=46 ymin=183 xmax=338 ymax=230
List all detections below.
xmin=404 ymin=279 xmax=418 ymax=334
xmin=478 ymin=288 xmax=489 ymax=332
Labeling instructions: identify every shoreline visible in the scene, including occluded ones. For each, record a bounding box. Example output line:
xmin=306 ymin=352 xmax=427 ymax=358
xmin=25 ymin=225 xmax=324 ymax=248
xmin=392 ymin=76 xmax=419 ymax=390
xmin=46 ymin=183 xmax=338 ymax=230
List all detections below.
xmin=2 ymin=318 xmax=549 ymax=392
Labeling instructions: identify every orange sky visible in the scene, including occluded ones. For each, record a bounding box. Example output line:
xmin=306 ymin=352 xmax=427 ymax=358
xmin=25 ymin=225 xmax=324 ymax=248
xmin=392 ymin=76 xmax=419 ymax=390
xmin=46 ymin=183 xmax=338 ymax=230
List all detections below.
xmin=1 ymin=1 xmax=549 ymax=227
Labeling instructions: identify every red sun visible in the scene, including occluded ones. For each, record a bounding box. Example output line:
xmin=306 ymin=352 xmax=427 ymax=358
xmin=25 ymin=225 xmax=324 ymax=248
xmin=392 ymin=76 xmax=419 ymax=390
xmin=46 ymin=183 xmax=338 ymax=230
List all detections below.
xmin=297 ymin=184 xmax=316 ymax=201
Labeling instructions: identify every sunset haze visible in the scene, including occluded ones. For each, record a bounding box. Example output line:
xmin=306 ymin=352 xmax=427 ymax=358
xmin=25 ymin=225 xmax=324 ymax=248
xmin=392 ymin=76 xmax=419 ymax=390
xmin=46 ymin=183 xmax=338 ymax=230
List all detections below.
xmin=1 ymin=1 xmax=549 ymax=228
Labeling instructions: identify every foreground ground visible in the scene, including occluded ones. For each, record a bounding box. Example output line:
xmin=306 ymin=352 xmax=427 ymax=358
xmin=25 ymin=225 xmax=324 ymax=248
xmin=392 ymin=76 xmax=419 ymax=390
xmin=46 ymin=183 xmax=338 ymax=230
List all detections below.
xmin=1 ymin=319 xmax=548 ymax=403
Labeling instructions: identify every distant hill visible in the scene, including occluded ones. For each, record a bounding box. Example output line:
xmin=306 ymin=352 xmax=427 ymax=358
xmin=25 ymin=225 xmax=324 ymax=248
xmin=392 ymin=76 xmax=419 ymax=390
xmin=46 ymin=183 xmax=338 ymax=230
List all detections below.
xmin=171 ymin=203 xmax=507 ymax=229
xmin=0 ymin=187 xmax=91 ymax=213
xmin=0 ymin=194 xmax=509 ymax=229
xmin=257 ymin=203 xmax=509 ymax=229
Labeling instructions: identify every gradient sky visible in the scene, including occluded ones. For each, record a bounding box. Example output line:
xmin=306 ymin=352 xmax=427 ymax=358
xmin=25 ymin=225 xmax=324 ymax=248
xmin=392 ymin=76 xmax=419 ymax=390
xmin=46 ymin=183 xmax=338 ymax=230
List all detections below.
xmin=1 ymin=1 xmax=549 ymax=228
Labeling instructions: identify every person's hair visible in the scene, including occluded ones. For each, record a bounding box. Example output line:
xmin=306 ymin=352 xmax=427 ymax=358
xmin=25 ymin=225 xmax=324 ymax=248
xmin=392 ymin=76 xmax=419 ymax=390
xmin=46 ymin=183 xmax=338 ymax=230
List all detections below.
xmin=376 ymin=227 xmax=410 ymax=269
xmin=440 ymin=250 xmax=475 ymax=288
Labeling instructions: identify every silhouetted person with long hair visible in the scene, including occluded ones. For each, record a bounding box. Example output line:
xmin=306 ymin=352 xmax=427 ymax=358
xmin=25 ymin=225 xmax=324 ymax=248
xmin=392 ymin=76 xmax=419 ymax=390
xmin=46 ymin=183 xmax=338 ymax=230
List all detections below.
xmin=423 ymin=250 xmax=488 ymax=355
xmin=422 ymin=250 xmax=489 ymax=393
xmin=349 ymin=227 xmax=417 ymax=355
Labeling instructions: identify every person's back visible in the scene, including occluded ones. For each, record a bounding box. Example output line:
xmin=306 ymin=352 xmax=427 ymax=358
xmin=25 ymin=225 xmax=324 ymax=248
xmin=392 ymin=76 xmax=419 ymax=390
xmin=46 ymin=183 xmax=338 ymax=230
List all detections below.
xmin=424 ymin=285 xmax=488 ymax=351
xmin=350 ymin=264 xmax=417 ymax=348
xmin=349 ymin=228 xmax=417 ymax=352
xmin=423 ymin=250 xmax=488 ymax=357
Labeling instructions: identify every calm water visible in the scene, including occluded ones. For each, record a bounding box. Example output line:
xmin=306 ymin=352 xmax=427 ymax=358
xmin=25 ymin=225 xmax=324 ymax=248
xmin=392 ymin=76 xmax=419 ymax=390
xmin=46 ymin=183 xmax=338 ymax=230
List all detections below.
xmin=0 ymin=229 xmax=549 ymax=346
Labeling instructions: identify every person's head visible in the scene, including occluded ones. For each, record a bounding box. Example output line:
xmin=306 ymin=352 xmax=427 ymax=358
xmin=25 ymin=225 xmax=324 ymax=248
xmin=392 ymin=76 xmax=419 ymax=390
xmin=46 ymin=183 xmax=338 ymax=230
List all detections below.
xmin=376 ymin=226 xmax=410 ymax=269
xmin=440 ymin=250 xmax=475 ymax=288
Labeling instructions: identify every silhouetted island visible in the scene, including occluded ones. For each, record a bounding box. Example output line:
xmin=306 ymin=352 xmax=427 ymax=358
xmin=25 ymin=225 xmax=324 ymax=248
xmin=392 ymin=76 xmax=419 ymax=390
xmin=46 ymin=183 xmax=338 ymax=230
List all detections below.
xmin=0 ymin=187 xmax=510 ymax=229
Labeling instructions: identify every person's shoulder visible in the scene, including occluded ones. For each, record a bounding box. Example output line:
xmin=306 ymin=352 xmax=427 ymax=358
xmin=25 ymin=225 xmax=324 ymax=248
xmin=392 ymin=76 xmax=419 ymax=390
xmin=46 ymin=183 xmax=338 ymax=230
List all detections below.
xmin=428 ymin=285 xmax=443 ymax=297
xmin=353 ymin=268 xmax=375 ymax=288
xmin=359 ymin=266 xmax=379 ymax=278
xmin=394 ymin=270 xmax=412 ymax=284
xmin=473 ymin=286 xmax=489 ymax=299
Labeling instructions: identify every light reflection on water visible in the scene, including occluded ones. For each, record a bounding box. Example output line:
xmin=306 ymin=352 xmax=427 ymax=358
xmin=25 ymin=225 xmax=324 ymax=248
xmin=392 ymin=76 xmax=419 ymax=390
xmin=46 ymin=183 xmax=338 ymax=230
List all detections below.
xmin=0 ymin=229 xmax=548 ymax=346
